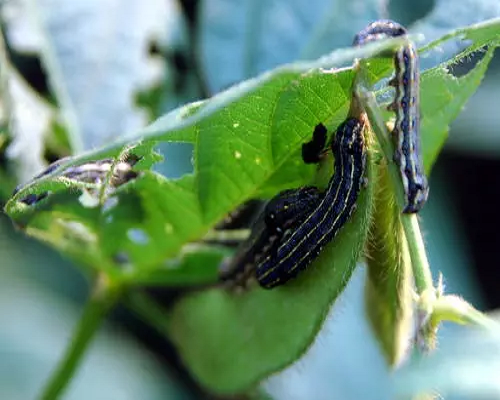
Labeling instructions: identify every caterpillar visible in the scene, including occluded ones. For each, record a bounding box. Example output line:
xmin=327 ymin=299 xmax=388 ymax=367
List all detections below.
xmin=255 ymin=117 xmax=366 ymax=288
xmin=219 ymin=186 xmax=322 ymax=288
xmin=353 ymin=20 xmax=429 ymax=214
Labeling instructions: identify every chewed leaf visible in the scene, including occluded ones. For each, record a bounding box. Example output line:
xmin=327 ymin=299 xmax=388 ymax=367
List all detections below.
xmin=416 ymin=11 xmax=500 ymax=68
xmin=6 ymin=39 xmax=399 ymax=280
xmin=420 ymin=44 xmax=497 ymax=171
xmin=3 ymin=18 xmax=499 ymax=289
xmin=195 ymin=69 xmax=357 ymax=222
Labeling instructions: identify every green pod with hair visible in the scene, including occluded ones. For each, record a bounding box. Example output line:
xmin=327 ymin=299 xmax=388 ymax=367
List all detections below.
xmin=364 ymin=162 xmax=414 ymax=366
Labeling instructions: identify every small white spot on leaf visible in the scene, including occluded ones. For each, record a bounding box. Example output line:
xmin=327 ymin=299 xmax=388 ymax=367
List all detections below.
xmin=164 ymin=223 xmax=173 ymax=234
xmin=127 ymin=228 xmax=149 ymax=245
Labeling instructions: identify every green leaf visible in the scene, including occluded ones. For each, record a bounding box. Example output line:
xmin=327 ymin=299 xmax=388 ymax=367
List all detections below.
xmin=0 ymin=32 xmax=54 ymax=194
xmin=420 ymin=43 xmax=498 ymax=171
xmin=198 ymin=0 xmax=383 ymax=92
xmin=167 ymin=149 xmax=375 ymax=394
xmin=19 ymin=0 xmax=178 ymax=151
xmin=195 ymin=69 xmax=355 ymax=221
xmin=5 ymin=38 xmax=403 ymax=282
xmin=364 ymin=164 xmax=413 ymax=366
xmin=417 ymin=10 xmax=500 ymax=58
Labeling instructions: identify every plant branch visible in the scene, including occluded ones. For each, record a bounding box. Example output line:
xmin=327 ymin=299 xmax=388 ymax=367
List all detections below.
xmin=356 ymin=87 xmax=434 ymax=295
xmin=39 ymin=274 xmax=120 ymax=400
xmin=356 ymin=85 xmax=500 ymax=339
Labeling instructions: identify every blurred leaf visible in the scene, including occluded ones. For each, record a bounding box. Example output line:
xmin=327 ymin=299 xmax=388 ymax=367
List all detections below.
xmin=16 ymin=0 xmax=174 ymax=151
xmin=134 ymin=0 xmax=201 ymax=118
xmin=0 ymin=32 xmax=54 ymax=195
xmin=263 ymin=267 xmax=392 ymax=400
xmin=168 ymin=153 xmax=374 ymax=394
xmin=198 ymin=0 xmax=500 ymax=94
xmin=43 ymin=118 xmax=73 ymax=158
xmin=364 ymin=165 xmax=413 ymax=366
xmin=394 ymin=324 xmax=500 ymax=399
xmin=0 ymin=276 xmax=189 ymax=400
xmin=198 ymin=0 xmax=384 ymax=93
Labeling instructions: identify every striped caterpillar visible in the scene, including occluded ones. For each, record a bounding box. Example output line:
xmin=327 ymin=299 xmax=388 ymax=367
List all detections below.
xmin=354 ymin=20 xmax=429 ymax=214
xmin=254 ymin=118 xmax=366 ymax=288
xmin=219 ymin=186 xmax=321 ymax=288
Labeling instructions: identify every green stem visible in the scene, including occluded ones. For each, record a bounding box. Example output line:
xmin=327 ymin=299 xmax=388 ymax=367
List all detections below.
xmin=401 ymin=215 xmax=433 ymax=294
xmin=356 ymin=87 xmax=434 ymax=295
xmin=432 ymin=294 xmax=500 ymax=331
xmin=39 ymin=276 xmax=120 ymax=400
xmin=356 ymin=82 xmax=500 ymax=343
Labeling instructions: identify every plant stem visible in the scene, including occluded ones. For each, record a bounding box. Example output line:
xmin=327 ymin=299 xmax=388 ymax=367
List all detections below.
xmin=432 ymin=294 xmax=500 ymax=331
xmin=355 ymin=84 xmax=500 ymax=341
xmin=356 ymin=87 xmax=434 ymax=295
xmin=401 ymin=215 xmax=433 ymax=294
xmin=39 ymin=275 xmax=120 ymax=400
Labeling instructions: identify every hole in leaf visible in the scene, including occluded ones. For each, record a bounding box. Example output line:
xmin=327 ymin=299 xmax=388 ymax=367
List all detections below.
xmin=127 ymin=228 xmax=150 ymax=245
xmin=102 ymin=196 xmax=119 ymax=213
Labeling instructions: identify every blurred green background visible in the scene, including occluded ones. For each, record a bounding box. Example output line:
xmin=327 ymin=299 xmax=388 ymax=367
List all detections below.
xmin=0 ymin=0 xmax=499 ymax=399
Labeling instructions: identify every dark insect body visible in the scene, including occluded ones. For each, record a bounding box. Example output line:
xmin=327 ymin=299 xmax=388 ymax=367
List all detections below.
xmin=354 ymin=19 xmax=428 ymax=213
xmin=219 ymin=186 xmax=322 ymax=288
xmin=301 ymin=123 xmax=328 ymax=164
xmin=214 ymin=199 xmax=265 ymax=231
xmin=255 ymin=118 xmax=366 ymax=288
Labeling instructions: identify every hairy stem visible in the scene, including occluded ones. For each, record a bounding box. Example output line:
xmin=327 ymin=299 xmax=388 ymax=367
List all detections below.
xmin=356 ymin=87 xmax=433 ymax=295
